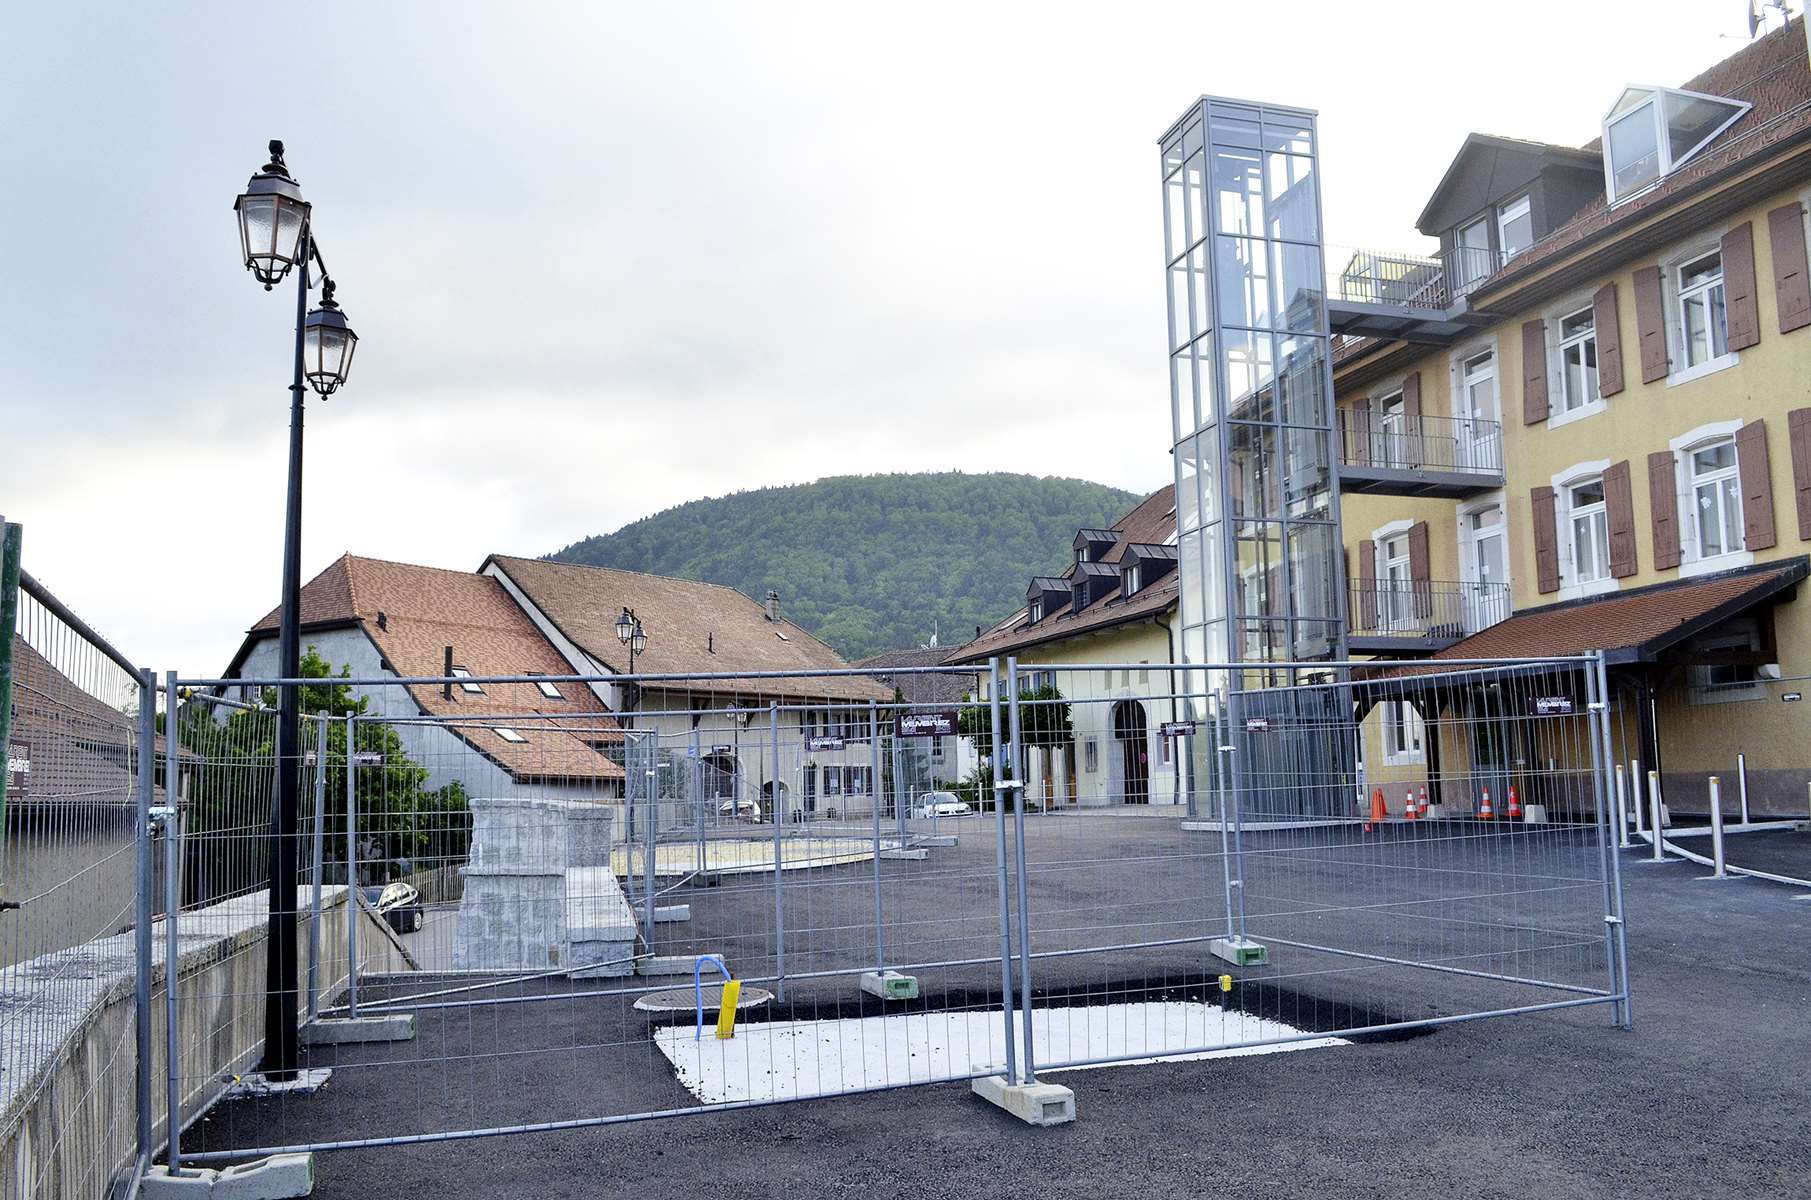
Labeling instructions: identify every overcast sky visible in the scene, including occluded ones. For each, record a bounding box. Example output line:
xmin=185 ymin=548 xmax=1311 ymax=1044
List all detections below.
xmin=0 ymin=1 xmax=1777 ymax=674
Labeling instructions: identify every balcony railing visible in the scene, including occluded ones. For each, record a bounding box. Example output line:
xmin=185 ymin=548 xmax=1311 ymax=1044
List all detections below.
xmin=1338 ymin=410 xmax=1503 ymax=477
xmin=1347 ymin=579 xmax=1512 ymax=646
xmin=1327 ymin=244 xmax=1512 ymax=312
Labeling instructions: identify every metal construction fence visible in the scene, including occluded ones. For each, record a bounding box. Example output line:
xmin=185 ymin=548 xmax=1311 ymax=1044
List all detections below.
xmin=138 ymin=654 xmax=1630 ymax=1169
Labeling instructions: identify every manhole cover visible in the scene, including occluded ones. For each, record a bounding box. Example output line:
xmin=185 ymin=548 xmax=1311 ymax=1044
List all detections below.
xmin=635 ymin=984 xmax=774 ymax=1013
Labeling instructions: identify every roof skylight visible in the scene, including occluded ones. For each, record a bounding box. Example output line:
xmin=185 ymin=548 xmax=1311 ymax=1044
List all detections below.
xmin=1603 ymin=85 xmax=1749 ymax=205
xmin=451 ymin=666 xmax=484 ymax=695
xmin=495 ymin=727 xmax=527 ymax=743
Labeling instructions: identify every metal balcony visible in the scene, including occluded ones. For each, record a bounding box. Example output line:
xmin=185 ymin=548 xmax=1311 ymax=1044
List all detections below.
xmin=1325 ymin=245 xmax=1501 ymax=345
xmin=1337 ymin=411 xmax=1505 ymax=498
xmin=1347 ymin=579 xmax=1512 ymax=654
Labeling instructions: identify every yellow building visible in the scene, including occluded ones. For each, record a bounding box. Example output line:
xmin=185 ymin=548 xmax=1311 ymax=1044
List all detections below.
xmin=947 ymin=488 xmax=1189 ymax=807
xmin=1330 ymin=19 xmax=1811 ymax=816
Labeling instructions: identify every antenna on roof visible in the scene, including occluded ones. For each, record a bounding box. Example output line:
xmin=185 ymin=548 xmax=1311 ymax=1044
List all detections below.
xmin=1748 ymin=0 xmax=1790 ymax=37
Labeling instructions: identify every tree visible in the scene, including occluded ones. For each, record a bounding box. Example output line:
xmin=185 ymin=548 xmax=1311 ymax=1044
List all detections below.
xmin=179 ymin=646 xmax=469 ymax=904
xmin=955 ymin=683 xmax=1073 ymax=809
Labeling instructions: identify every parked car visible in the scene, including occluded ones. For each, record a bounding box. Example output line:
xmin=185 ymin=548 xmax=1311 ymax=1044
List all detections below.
xmin=362 ymin=881 xmax=424 ymax=934
xmin=718 ymin=797 xmax=762 ymax=822
xmin=911 ymin=791 xmax=972 ymax=819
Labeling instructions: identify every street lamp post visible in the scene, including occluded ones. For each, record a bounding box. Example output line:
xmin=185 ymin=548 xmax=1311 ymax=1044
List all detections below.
xmin=614 ymin=606 xmax=648 ymax=703
xmin=233 ymin=140 xmax=358 ymax=1080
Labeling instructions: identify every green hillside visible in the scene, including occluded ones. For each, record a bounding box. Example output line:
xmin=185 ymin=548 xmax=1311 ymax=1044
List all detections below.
xmin=547 ymin=472 xmax=1147 ymax=660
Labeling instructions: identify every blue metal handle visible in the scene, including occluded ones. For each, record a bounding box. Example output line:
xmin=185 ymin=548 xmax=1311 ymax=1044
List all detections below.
xmin=693 ymin=954 xmax=731 ymax=1040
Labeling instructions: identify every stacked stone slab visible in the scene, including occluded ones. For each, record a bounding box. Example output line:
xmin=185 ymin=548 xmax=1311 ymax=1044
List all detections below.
xmin=454 ymin=797 xmax=635 ymax=974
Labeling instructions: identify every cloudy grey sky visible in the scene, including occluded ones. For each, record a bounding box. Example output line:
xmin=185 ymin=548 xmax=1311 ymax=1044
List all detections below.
xmin=0 ymin=1 xmax=1768 ymax=673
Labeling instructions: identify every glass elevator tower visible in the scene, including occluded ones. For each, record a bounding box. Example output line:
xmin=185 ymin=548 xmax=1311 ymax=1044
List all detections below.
xmin=1161 ymin=98 xmax=1349 ymax=818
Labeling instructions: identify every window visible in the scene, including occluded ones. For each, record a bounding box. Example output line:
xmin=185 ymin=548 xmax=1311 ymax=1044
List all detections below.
xmin=532 ymin=676 xmax=564 ymax=699
xmin=1463 ymin=503 xmax=1510 ymax=632
xmin=1603 ymin=86 xmax=1749 ymax=204
xmin=1455 ymin=216 xmax=1492 ymax=290
xmin=1077 ymin=546 xmax=1090 ymax=563
xmin=1687 ymin=438 xmax=1742 ymax=559
xmin=1124 ymin=562 xmax=1142 ymax=596
xmin=1083 ymin=740 xmax=1098 ymax=773
xmin=1383 ymin=701 xmax=1424 ymax=764
xmin=1557 ymin=308 xmax=1599 ymax=412
xmin=1380 ymin=534 xmax=1412 ymax=629
xmin=495 ymin=727 xmax=527 ymax=744
xmin=1567 ymin=479 xmax=1610 ymax=584
xmin=930 ymin=736 xmax=945 ymax=763
xmin=1497 ymin=195 xmax=1533 ymax=260
xmin=451 ymin=666 xmax=483 ymax=695
xmin=1374 ymin=390 xmax=1404 ymax=463
xmin=1690 ymin=621 xmax=1772 ymax=704
xmin=1677 ymin=252 xmax=1728 ymax=368
xmin=824 ymin=768 xmax=843 ymax=797
xmin=1029 ymin=599 xmax=1044 ymax=623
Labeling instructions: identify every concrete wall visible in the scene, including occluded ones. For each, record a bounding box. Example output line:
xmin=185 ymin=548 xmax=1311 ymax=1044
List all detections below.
xmin=0 ymin=885 xmax=408 ymax=1200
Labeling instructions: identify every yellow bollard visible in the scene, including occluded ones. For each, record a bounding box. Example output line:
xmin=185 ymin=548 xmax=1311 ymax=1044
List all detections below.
xmin=1219 ymin=974 xmax=1233 ymax=993
xmin=714 ymin=979 xmax=742 ymax=1039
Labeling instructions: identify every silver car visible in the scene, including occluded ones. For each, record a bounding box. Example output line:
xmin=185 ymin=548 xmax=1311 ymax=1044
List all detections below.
xmin=911 ymin=791 xmax=972 ymax=819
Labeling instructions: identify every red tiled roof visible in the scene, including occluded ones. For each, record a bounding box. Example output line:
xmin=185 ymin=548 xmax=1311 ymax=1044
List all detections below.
xmin=946 ymin=485 xmax=1177 ymax=663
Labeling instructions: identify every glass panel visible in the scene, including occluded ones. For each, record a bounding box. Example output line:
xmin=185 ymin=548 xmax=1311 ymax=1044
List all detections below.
xmin=1211 ymin=147 xmax=1264 ymax=237
xmin=1231 ymin=521 xmax=1284 ymax=619
xmin=1262 ymin=116 xmax=1313 ymax=155
xmin=1181 ymin=120 xmax=1204 ymax=159
xmin=1185 ymin=151 xmax=1207 ymax=250
xmin=1270 ymin=241 xmax=1325 ymax=331
xmin=1560 ymin=309 xmax=1594 ymax=340
xmin=1198 ymin=523 xmax=1225 ymax=623
xmin=1189 ymin=245 xmax=1210 ymax=339
xmin=1210 ymin=105 xmax=1261 ymax=148
xmin=1169 ymin=262 xmax=1191 ymax=349
xmin=1571 ymin=480 xmax=1605 ymax=508
xmin=1290 ymin=620 xmax=1338 ymax=660
xmin=1166 ymin=173 xmax=1188 ymax=262
xmin=1220 ymin=327 xmax=1274 ymax=418
xmin=1180 ymin=528 xmax=1206 ymax=627
xmin=1226 ymin=421 xmax=1279 ymax=520
xmin=1171 ymin=350 xmax=1192 ymax=442
xmin=1680 ymin=253 xmax=1722 ymax=291
xmin=1608 ymin=103 xmax=1661 ymax=196
xmin=1610 ymin=86 xmax=1656 ymax=118
xmin=1264 ymin=152 xmax=1318 ymax=242
xmin=1498 ymin=196 xmax=1533 ymax=259
xmin=1455 ymin=217 xmax=1492 ymax=286
xmin=1176 ymin=437 xmax=1201 ymax=532
xmin=1192 ymin=335 xmax=1217 ymax=427
xmin=1286 ymin=523 xmax=1339 ymax=623
xmin=1216 ymin=235 xmax=1272 ymax=330
xmin=1663 ymin=91 xmax=1744 ymax=161
xmin=1691 ymin=441 xmax=1735 ymax=473
xmin=1196 ymin=423 xmax=1221 ymax=523
xmin=1275 ymin=334 xmax=1327 ymax=426
xmin=1283 ymin=428 xmax=1331 ymax=517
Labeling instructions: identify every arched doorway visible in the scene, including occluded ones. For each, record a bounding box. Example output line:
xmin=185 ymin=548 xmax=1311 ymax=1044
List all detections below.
xmin=1113 ymin=699 xmax=1150 ymax=805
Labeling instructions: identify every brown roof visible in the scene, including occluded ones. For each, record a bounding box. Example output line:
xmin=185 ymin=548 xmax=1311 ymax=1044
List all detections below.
xmin=852 ymin=648 xmax=982 ymax=706
xmin=483 ymin=556 xmax=889 ymax=703
xmin=1477 ymin=18 xmax=1811 ymax=294
xmin=1425 ymin=560 xmax=1806 ymax=665
xmin=245 ymin=555 xmax=623 ymax=784
xmin=946 ymin=485 xmax=1178 ymax=663
xmin=9 ymin=641 xmax=147 ymax=807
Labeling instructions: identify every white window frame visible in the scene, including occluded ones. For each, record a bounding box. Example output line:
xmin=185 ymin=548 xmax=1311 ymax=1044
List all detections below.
xmin=1124 ymin=561 xmax=1142 ymax=596
xmin=1456 ymin=492 xmax=1512 ymax=631
xmin=1688 ymin=621 xmax=1774 ymax=706
xmin=1662 ymin=237 xmax=1740 ymax=387
xmin=1029 ymin=598 xmax=1043 ymax=623
xmin=1369 ymin=385 xmax=1405 ymax=465
xmin=1382 ymin=700 xmax=1425 ymax=765
xmin=1552 ymin=461 xmax=1618 ymax=601
xmin=531 ymin=676 xmax=564 ymax=699
xmin=1601 ymin=86 xmax=1751 ymax=207
xmin=1670 ymin=420 xmax=1753 ymax=577
xmin=451 ymin=666 xmax=484 ymax=695
xmin=1497 ymin=194 xmax=1533 ymax=261
xmin=495 ymin=727 xmax=527 ymax=744
xmin=1548 ymin=299 xmax=1604 ymax=429
xmin=1454 ymin=215 xmax=1492 ymax=292
xmin=1447 ymin=338 xmax=1500 ymax=471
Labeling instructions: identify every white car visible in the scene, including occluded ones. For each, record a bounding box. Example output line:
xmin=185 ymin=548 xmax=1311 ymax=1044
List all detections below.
xmin=911 ymin=791 xmax=972 ymax=819
xmin=717 ymin=797 xmax=762 ymax=822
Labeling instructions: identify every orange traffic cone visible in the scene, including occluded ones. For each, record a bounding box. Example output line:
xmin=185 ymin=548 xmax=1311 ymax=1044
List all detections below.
xmin=1403 ymin=790 xmax=1418 ymax=821
xmin=1418 ymin=785 xmax=1430 ymax=817
xmin=1365 ymin=787 xmax=1387 ymax=832
xmin=1506 ymin=785 xmax=1523 ymax=821
xmin=1478 ymin=787 xmax=1495 ymax=821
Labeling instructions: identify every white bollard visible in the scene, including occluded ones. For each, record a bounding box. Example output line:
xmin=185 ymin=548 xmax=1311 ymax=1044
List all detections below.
xmin=1708 ymin=775 xmax=1728 ymax=879
xmin=1613 ymin=764 xmax=1632 ymax=849
xmin=1737 ymin=753 xmax=1750 ymax=826
xmin=1649 ymin=770 xmax=1666 ymax=862
xmin=1631 ymin=759 xmax=1646 ymax=836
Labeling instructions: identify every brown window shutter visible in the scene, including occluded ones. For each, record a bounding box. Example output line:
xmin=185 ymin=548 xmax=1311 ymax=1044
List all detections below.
xmin=1401 ymin=372 xmax=1424 ymax=467
xmin=1721 ymin=222 xmax=1761 ymax=351
xmin=1789 ymin=407 xmax=1811 ymax=540
xmin=1531 ymin=486 xmax=1560 ymax=594
xmin=1358 ymin=537 xmax=1377 ymax=628
xmin=1593 ymin=282 xmax=1625 ymax=397
xmin=1736 ymin=419 xmax=1776 ymax=550
xmin=1407 ymin=520 xmax=1431 ymax=617
xmin=1648 ymin=451 xmax=1681 ymax=569
xmin=1633 ymin=265 xmax=1669 ymax=383
xmin=1344 ymin=405 xmax=1372 ymax=466
xmin=1767 ymin=203 xmax=1811 ymax=334
xmin=1520 ymin=320 xmax=1549 ymax=425
xmin=1604 ymin=460 xmax=1638 ymax=578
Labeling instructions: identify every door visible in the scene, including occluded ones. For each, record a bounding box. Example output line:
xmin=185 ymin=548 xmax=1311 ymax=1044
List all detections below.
xmin=1064 ymin=743 xmax=1078 ymax=805
xmin=1112 ymin=699 xmax=1150 ymax=805
xmin=1463 ymin=504 xmax=1509 ymax=632
xmin=1460 ymin=351 xmax=1497 ymax=471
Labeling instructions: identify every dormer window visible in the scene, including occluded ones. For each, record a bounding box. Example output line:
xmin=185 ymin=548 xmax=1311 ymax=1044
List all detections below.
xmin=1077 ymin=546 xmax=1089 ymax=563
xmin=1603 ymin=86 xmax=1748 ymax=205
xmin=1497 ymin=195 xmax=1532 ymax=260
xmin=1030 ymin=598 xmax=1044 ymax=623
xmin=1124 ymin=562 xmax=1142 ymax=597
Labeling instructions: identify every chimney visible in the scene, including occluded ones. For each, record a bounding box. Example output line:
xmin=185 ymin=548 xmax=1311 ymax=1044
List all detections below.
xmin=765 ymin=590 xmax=780 ymax=622
xmin=444 ymin=645 xmax=454 ymax=700
xmin=707 ymin=632 xmax=715 ymax=654
xmin=376 ymin=610 xmax=387 ymax=631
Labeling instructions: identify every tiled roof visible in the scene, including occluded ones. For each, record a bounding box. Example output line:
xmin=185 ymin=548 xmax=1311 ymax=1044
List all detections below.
xmin=1478 ymin=18 xmax=1811 ymax=293
xmin=946 ymin=485 xmax=1178 ymax=663
xmin=1424 ymin=560 xmax=1806 ymax=665
xmin=484 ymin=556 xmax=889 ymax=703
xmin=9 ymin=641 xmax=150 ymax=807
xmin=245 ymin=555 xmax=623 ymax=784
xmin=851 ymin=648 xmax=981 ymax=706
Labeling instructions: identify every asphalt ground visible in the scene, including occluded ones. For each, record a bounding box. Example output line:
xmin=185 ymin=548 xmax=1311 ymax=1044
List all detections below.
xmin=190 ymin=812 xmax=1811 ymax=1199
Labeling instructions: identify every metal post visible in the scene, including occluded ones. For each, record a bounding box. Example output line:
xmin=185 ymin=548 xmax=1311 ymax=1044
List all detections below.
xmin=1736 ymin=753 xmax=1750 ymax=826
xmin=1005 ymin=658 xmax=1035 ymax=1084
xmin=306 ymin=715 xmax=328 ymax=1017
xmin=1708 ymin=776 xmax=1728 ymax=879
xmin=0 ymin=520 xmax=20 ymax=843
xmin=1648 ymin=770 xmax=1666 ymax=862
xmin=1588 ymin=654 xmax=1630 ymax=1026
xmin=132 ymin=669 xmax=156 ymax=1174
xmin=892 ymin=734 xmax=907 ymax=842
xmin=985 ymin=659 xmax=1018 ymax=1085
xmin=266 ymin=230 xmax=312 ymax=1081
xmin=869 ymin=699 xmax=884 ymax=972
xmin=769 ymin=704 xmax=785 ymax=1001
xmin=162 ymin=672 xmax=185 ymax=1172
xmin=1613 ymin=763 xmax=1632 ymax=850
xmin=642 ymin=740 xmax=658 ymax=948
xmin=345 ymin=714 xmax=360 ymax=1017
xmin=1631 ymin=758 xmax=1646 ymax=836
xmin=692 ymin=728 xmax=705 ymax=878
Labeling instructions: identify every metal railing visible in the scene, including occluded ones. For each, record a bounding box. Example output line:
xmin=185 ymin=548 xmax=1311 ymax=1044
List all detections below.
xmin=1338 ymin=409 xmax=1504 ymax=476
xmin=1327 ymin=243 xmax=1511 ymax=311
xmin=1348 ymin=579 xmax=1512 ymax=643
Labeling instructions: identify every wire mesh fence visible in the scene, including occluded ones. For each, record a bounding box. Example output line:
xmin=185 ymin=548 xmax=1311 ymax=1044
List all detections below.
xmin=151 ymin=654 xmax=1626 ymax=1164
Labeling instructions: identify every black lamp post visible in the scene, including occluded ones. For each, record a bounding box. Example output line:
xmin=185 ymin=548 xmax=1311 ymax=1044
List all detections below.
xmin=233 ymin=140 xmax=358 ymax=1080
xmin=615 ymin=606 xmax=648 ymax=698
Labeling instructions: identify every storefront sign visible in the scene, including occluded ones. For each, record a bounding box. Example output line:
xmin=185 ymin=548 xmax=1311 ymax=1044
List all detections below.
xmin=5 ymin=742 xmax=28 ymax=798
xmin=896 ymin=711 xmax=957 ymax=738
xmin=1532 ymin=696 xmax=1574 ymax=715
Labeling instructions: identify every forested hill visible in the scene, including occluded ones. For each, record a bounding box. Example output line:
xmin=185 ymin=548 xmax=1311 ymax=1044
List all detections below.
xmin=547 ymin=472 xmax=1145 ymax=660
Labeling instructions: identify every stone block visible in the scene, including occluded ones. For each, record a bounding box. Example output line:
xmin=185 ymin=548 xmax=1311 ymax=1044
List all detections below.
xmin=972 ymin=1076 xmax=1076 ymax=1126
